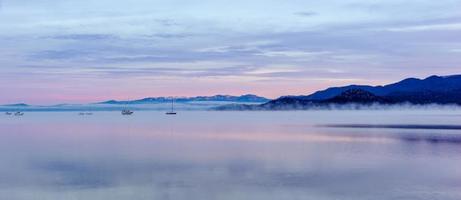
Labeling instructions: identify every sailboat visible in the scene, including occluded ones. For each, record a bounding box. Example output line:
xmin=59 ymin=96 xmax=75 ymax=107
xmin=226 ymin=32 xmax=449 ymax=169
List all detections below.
xmin=166 ymin=97 xmax=177 ymax=115
xmin=121 ymin=101 xmax=134 ymax=115
xmin=122 ymin=109 xmax=133 ymax=115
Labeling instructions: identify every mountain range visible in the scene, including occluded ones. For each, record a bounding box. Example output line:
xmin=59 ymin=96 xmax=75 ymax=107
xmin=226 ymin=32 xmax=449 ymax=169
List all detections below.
xmin=3 ymin=74 xmax=461 ymax=111
xmin=217 ymin=74 xmax=461 ymax=110
xmin=296 ymin=75 xmax=461 ymax=100
xmin=99 ymin=94 xmax=270 ymax=104
xmin=0 ymin=95 xmax=271 ymax=112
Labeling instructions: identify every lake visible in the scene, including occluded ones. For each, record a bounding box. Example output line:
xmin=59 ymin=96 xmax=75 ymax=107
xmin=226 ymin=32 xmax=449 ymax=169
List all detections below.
xmin=1 ymin=110 xmax=461 ymax=200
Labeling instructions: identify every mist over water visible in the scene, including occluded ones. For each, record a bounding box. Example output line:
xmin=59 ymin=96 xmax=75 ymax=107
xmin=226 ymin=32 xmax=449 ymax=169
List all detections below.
xmin=1 ymin=110 xmax=461 ymax=200
xmin=2 ymin=102 xmax=461 ymax=115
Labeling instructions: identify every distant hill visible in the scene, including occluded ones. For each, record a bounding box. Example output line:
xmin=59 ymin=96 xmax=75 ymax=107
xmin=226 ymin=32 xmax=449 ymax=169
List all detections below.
xmin=386 ymin=89 xmax=461 ymax=104
xmin=3 ymin=103 xmax=29 ymax=107
xmin=322 ymin=89 xmax=392 ymax=104
xmin=301 ymin=75 xmax=461 ymax=100
xmin=99 ymin=94 xmax=270 ymax=104
xmin=254 ymin=89 xmax=392 ymax=110
xmin=216 ymin=75 xmax=461 ymax=110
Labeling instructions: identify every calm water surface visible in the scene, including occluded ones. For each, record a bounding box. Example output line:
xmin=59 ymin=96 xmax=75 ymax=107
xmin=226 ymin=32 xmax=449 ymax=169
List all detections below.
xmin=1 ymin=110 xmax=461 ymax=200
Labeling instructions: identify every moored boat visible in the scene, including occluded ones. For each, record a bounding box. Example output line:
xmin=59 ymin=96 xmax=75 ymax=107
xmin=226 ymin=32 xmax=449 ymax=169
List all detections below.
xmin=166 ymin=97 xmax=177 ymax=115
xmin=122 ymin=110 xmax=133 ymax=115
xmin=14 ymin=112 xmax=24 ymax=116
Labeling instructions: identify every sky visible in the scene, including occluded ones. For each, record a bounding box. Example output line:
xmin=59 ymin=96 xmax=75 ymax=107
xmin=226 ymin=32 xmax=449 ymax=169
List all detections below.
xmin=1 ymin=0 xmax=461 ymax=104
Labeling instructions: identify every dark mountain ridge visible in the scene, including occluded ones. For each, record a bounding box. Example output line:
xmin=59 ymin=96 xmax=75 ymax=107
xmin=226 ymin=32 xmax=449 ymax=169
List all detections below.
xmin=216 ymin=74 xmax=461 ymax=110
xmin=301 ymin=75 xmax=461 ymax=100
xmin=322 ymin=89 xmax=392 ymax=104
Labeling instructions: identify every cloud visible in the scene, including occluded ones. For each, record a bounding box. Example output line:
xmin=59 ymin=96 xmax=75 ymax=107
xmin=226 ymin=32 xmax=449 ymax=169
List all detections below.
xmin=2 ymin=0 xmax=461 ymax=103
xmin=96 ymin=65 xmax=258 ymax=78
xmin=47 ymin=34 xmax=118 ymax=40
xmin=294 ymin=11 xmax=317 ymax=17
xmin=29 ymin=49 xmax=95 ymax=60
xmin=385 ymin=23 xmax=461 ymax=32
xmin=256 ymin=50 xmax=330 ymax=59
xmin=154 ymin=19 xmax=180 ymax=27
xmin=22 ymin=19 xmax=461 ymax=82
xmin=146 ymin=33 xmax=192 ymax=39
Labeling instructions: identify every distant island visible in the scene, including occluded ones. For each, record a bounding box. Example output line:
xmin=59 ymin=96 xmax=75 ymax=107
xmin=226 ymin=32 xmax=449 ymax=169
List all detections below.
xmin=217 ymin=75 xmax=461 ymax=110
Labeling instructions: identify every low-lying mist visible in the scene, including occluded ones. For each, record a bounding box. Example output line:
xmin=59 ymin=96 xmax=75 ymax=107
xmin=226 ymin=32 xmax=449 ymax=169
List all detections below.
xmin=2 ymin=102 xmax=461 ymax=112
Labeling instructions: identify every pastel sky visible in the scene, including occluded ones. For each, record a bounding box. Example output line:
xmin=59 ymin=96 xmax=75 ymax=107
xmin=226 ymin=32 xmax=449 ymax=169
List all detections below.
xmin=1 ymin=0 xmax=461 ymax=104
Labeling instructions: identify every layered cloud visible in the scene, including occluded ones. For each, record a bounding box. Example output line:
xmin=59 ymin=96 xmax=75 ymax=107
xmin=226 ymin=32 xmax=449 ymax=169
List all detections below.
xmin=1 ymin=0 xmax=461 ymax=104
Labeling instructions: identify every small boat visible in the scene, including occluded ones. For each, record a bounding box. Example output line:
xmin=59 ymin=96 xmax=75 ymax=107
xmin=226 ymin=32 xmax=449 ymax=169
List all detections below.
xmin=166 ymin=97 xmax=177 ymax=115
xmin=78 ymin=112 xmax=85 ymax=115
xmin=122 ymin=110 xmax=133 ymax=115
xmin=85 ymin=106 xmax=93 ymax=115
xmin=5 ymin=112 xmax=12 ymax=115
xmin=14 ymin=112 xmax=24 ymax=116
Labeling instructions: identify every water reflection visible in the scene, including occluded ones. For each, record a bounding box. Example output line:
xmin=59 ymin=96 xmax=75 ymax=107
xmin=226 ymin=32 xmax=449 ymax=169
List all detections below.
xmin=321 ymin=124 xmax=461 ymax=130
xmin=320 ymin=124 xmax=461 ymax=145
xmin=399 ymin=134 xmax=461 ymax=144
xmin=0 ymin=111 xmax=461 ymax=200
